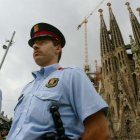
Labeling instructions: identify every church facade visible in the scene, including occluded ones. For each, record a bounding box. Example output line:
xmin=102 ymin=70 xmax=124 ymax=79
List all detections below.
xmin=98 ymin=2 xmax=140 ymax=139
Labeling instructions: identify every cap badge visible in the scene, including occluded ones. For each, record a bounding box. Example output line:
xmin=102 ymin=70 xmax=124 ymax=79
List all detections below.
xmin=46 ymin=78 xmax=59 ymax=88
xmin=34 ymin=25 xmax=39 ymax=32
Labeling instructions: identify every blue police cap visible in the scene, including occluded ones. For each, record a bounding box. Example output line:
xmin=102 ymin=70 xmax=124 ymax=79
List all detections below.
xmin=28 ymin=23 xmax=66 ymax=48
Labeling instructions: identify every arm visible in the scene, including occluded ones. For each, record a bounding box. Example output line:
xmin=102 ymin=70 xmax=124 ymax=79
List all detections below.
xmin=82 ymin=110 xmax=110 ymax=140
xmin=66 ymin=68 xmax=109 ymax=139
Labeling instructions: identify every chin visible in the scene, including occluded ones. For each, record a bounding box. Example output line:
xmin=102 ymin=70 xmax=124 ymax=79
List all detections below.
xmin=35 ymin=61 xmax=46 ymax=67
xmin=35 ymin=62 xmax=44 ymax=67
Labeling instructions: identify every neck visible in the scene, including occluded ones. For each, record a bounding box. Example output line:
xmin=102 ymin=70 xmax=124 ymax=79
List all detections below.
xmin=40 ymin=61 xmax=58 ymax=68
xmin=39 ymin=56 xmax=58 ymax=67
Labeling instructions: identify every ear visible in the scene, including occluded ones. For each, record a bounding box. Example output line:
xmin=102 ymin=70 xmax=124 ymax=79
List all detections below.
xmin=55 ymin=45 xmax=62 ymax=55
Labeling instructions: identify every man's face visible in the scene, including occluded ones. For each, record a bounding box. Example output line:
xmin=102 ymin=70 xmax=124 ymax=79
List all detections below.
xmin=32 ymin=38 xmax=61 ymax=67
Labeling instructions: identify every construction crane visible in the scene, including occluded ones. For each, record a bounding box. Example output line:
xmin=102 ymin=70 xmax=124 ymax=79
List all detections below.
xmin=77 ymin=0 xmax=106 ymax=73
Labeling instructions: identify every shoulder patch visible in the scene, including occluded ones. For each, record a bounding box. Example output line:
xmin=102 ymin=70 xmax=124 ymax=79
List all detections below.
xmin=46 ymin=78 xmax=59 ymax=88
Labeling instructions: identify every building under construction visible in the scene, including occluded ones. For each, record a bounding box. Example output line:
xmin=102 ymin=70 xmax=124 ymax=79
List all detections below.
xmin=98 ymin=2 xmax=140 ymax=139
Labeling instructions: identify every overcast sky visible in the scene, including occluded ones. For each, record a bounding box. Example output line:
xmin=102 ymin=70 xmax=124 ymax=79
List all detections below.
xmin=0 ymin=0 xmax=139 ymax=118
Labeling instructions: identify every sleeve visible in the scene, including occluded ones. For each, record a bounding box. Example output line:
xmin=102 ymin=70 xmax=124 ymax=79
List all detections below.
xmin=68 ymin=68 xmax=108 ymax=123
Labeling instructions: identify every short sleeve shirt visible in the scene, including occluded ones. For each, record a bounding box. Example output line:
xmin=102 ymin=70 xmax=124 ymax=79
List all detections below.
xmin=7 ymin=64 xmax=108 ymax=140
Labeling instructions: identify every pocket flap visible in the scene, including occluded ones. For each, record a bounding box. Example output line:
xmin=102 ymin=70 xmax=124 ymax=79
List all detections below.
xmin=33 ymin=90 xmax=61 ymax=101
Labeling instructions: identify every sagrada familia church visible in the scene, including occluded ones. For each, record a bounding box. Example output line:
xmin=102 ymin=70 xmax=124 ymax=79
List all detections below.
xmin=98 ymin=2 xmax=140 ymax=140
xmin=0 ymin=1 xmax=140 ymax=140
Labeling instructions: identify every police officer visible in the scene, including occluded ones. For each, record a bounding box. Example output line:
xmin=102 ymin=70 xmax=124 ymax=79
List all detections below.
xmin=7 ymin=23 xmax=110 ymax=140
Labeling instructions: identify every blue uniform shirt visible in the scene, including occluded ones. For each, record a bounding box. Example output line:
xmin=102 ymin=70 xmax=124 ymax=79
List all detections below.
xmin=7 ymin=64 xmax=108 ymax=140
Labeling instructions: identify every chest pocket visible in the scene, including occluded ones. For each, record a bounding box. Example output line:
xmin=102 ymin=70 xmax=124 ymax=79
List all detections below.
xmin=35 ymin=76 xmax=63 ymax=101
xmin=27 ymin=85 xmax=63 ymax=125
xmin=34 ymin=89 xmax=62 ymax=101
xmin=14 ymin=81 xmax=34 ymax=113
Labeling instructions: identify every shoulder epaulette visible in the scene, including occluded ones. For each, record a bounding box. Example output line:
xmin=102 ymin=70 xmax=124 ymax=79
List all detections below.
xmin=58 ymin=67 xmax=64 ymax=70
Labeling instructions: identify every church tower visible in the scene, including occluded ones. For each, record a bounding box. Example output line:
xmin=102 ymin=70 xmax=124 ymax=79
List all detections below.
xmin=99 ymin=3 xmax=140 ymax=139
xmin=98 ymin=8 xmax=119 ymax=135
xmin=126 ymin=2 xmax=140 ymax=46
xmin=126 ymin=2 xmax=140 ymax=102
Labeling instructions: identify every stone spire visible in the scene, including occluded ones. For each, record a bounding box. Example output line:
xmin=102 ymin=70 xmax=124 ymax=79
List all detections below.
xmin=98 ymin=9 xmax=120 ymax=136
xmin=125 ymin=2 xmax=140 ymax=46
xmin=98 ymin=9 xmax=113 ymax=56
xmin=107 ymin=3 xmax=125 ymax=48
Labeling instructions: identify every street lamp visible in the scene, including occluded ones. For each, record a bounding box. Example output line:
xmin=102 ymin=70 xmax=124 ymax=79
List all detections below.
xmin=0 ymin=31 xmax=16 ymax=70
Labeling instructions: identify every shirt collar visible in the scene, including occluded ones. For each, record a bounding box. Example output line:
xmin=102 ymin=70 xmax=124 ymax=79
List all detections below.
xmin=32 ymin=63 xmax=60 ymax=79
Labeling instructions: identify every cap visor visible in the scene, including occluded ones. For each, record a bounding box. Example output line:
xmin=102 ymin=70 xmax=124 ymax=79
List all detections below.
xmin=28 ymin=35 xmax=53 ymax=47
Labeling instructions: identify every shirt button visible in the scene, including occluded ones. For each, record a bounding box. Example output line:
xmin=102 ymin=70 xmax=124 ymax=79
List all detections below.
xmin=16 ymin=127 xmax=20 ymax=131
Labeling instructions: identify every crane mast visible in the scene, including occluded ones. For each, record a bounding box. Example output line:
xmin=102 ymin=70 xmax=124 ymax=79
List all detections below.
xmin=77 ymin=0 xmax=106 ymax=73
xmin=84 ymin=18 xmax=90 ymax=72
xmin=77 ymin=0 xmax=106 ymax=91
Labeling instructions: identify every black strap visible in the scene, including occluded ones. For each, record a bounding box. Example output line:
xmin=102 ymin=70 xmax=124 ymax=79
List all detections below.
xmin=42 ymin=132 xmax=55 ymax=140
xmin=50 ymin=104 xmax=67 ymax=140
